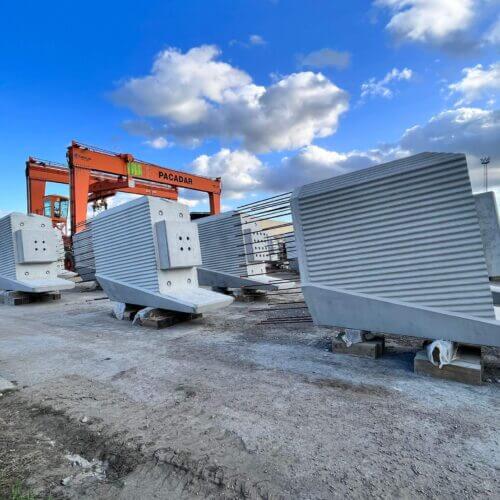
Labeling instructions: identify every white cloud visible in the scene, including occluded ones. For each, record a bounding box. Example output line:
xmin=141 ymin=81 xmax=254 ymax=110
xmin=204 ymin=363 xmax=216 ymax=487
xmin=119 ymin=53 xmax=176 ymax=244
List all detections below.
xmin=183 ymin=106 xmax=499 ymax=200
xmin=249 ymin=34 xmax=266 ymax=45
xmin=258 ymin=106 xmax=499 ymax=195
xmin=485 ymin=16 xmax=500 ymax=45
xmin=112 ymin=45 xmax=251 ymax=124
xmin=178 ymin=196 xmax=200 ymax=208
xmin=400 ymin=106 xmax=500 ymax=157
xmin=104 ymin=193 xmax=140 ymax=209
xmin=448 ymin=63 xmax=500 ymax=105
xmin=145 ymin=136 xmax=169 ymax=149
xmin=113 ymin=45 xmax=349 ymax=153
xmin=375 ymin=0 xmax=476 ymax=46
xmin=262 ymin=145 xmax=388 ymax=192
xmin=191 ymin=149 xmax=264 ymax=199
xmin=400 ymin=106 xmax=500 ymax=192
xmin=298 ymin=48 xmax=351 ymax=69
xmin=361 ymin=67 xmax=413 ymax=99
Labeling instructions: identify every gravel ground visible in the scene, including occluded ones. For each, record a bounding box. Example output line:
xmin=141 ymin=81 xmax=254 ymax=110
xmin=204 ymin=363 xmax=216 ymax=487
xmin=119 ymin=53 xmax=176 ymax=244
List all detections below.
xmin=0 ymin=286 xmax=499 ymax=499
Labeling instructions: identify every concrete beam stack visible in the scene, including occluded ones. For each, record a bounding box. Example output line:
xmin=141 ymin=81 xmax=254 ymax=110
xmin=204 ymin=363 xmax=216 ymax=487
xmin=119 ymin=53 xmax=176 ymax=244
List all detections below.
xmin=195 ymin=211 xmax=281 ymax=290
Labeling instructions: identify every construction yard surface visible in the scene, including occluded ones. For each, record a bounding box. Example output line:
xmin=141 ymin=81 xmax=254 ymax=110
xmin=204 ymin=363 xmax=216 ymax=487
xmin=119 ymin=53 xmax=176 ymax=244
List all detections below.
xmin=0 ymin=286 xmax=499 ymax=499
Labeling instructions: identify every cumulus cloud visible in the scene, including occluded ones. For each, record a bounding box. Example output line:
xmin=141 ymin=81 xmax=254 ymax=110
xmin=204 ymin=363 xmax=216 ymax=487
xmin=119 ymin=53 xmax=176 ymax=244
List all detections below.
xmin=249 ymin=34 xmax=266 ymax=45
xmin=112 ymin=45 xmax=349 ymax=153
xmin=262 ymin=146 xmax=389 ymax=192
xmin=112 ymin=45 xmax=251 ymax=124
xmin=448 ymin=63 xmax=500 ymax=105
xmin=400 ymin=106 xmax=500 ymax=192
xmin=145 ymin=137 xmax=169 ymax=149
xmin=400 ymin=107 xmax=500 ymax=157
xmin=361 ymin=67 xmax=413 ymax=99
xmin=259 ymin=106 xmax=500 ymax=195
xmin=178 ymin=196 xmax=201 ymax=208
xmin=298 ymin=48 xmax=351 ymax=69
xmin=375 ymin=0 xmax=479 ymax=49
xmin=191 ymin=149 xmax=264 ymax=199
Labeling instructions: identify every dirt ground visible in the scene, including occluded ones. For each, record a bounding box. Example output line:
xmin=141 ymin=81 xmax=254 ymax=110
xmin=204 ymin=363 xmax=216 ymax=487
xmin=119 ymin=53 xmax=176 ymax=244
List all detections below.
xmin=0 ymin=285 xmax=499 ymax=499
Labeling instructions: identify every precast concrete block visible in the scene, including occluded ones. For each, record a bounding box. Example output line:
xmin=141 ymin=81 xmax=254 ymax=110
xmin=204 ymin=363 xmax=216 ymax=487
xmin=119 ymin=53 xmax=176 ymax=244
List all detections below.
xmin=293 ymin=153 xmax=500 ymax=347
xmin=91 ymin=196 xmax=233 ymax=314
xmin=0 ymin=213 xmax=75 ymax=293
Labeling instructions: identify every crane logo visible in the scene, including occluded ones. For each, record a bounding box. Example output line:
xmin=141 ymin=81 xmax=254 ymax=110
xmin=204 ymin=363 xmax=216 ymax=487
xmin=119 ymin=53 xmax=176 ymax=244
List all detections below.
xmin=127 ymin=161 xmax=142 ymax=177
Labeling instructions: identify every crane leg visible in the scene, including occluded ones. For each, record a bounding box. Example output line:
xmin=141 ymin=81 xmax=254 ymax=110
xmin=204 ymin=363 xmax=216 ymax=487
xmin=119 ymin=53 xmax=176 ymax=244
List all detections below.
xmin=209 ymin=192 xmax=221 ymax=214
xmin=70 ymin=167 xmax=90 ymax=234
xmin=27 ymin=179 xmax=46 ymax=215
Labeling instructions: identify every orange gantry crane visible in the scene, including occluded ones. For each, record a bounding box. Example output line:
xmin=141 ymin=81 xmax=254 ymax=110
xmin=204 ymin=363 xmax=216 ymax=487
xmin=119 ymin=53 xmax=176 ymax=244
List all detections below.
xmin=26 ymin=141 xmax=222 ymax=235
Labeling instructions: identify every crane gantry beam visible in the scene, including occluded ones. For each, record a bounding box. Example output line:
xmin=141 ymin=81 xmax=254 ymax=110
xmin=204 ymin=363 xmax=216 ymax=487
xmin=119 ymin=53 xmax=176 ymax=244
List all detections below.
xmin=26 ymin=141 xmax=222 ymax=234
xmin=66 ymin=142 xmax=221 ymax=233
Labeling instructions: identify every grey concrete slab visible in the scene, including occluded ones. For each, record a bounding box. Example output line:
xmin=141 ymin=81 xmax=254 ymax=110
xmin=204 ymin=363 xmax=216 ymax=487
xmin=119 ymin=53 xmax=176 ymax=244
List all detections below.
xmin=303 ymin=283 xmax=500 ymax=347
xmin=474 ymin=191 xmax=500 ymax=279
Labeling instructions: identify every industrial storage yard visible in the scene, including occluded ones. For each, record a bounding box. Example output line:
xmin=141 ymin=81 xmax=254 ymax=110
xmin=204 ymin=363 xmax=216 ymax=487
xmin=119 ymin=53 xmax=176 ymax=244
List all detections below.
xmin=2 ymin=1 xmax=500 ymax=499
xmin=1 ymin=148 xmax=500 ymax=500
xmin=1 ymin=286 xmax=499 ymax=499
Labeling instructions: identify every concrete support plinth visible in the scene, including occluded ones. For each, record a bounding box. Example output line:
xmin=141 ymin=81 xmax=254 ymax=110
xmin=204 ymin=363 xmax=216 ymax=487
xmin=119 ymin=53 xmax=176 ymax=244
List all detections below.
xmin=414 ymin=346 xmax=482 ymax=385
xmin=331 ymin=337 xmax=385 ymax=359
xmin=0 ymin=290 xmax=61 ymax=306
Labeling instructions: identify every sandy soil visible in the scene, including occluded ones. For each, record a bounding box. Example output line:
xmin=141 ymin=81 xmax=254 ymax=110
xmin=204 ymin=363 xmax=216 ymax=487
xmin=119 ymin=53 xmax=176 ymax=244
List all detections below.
xmin=0 ymin=286 xmax=499 ymax=499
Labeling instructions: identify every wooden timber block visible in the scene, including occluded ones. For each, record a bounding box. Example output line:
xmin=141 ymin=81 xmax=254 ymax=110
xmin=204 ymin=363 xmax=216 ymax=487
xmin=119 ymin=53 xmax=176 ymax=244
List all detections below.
xmin=0 ymin=291 xmax=61 ymax=306
xmin=118 ymin=305 xmax=203 ymax=329
xmin=331 ymin=337 xmax=385 ymax=359
xmin=414 ymin=346 xmax=482 ymax=385
xmin=140 ymin=312 xmax=203 ymax=329
xmin=233 ymin=290 xmax=267 ymax=302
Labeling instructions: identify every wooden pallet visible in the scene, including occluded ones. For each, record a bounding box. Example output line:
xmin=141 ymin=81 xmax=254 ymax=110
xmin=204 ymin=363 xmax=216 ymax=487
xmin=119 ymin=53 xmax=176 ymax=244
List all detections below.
xmin=0 ymin=291 xmax=61 ymax=306
xmin=115 ymin=304 xmax=202 ymax=329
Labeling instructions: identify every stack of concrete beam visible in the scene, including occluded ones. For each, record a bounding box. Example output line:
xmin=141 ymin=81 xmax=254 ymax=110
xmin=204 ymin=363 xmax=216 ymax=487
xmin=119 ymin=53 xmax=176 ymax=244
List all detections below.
xmin=292 ymin=152 xmax=500 ymax=347
xmin=266 ymin=234 xmax=281 ymax=262
xmin=285 ymin=239 xmax=299 ymax=272
xmin=73 ymin=226 xmax=96 ymax=282
xmin=195 ymin=211 xmax=280 ymax=290
xmin=90 ymin=196 xmax=233 ymax=313
xmin=0 ymin=213 xmax=75 ymax=293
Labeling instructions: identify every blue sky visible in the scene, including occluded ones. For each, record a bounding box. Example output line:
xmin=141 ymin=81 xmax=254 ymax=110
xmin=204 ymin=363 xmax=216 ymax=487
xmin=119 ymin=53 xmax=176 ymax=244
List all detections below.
xmin=1 ymin=0 xmax=499 ymax=215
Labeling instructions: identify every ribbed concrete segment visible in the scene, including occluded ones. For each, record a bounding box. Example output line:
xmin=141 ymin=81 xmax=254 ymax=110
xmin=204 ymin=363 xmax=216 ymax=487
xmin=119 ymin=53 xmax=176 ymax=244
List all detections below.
xmin=0 ymin=215 xmax=16 ymax=280
xmin=89 ymin=196 xmax=233 ymax=313
xmin=293 ymin=152 xmax=495 ymax=319
xmin=92 ymin=199 xmax=159 ymax=292
xmin=195 ymin=211 xmax=267 ymax=278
